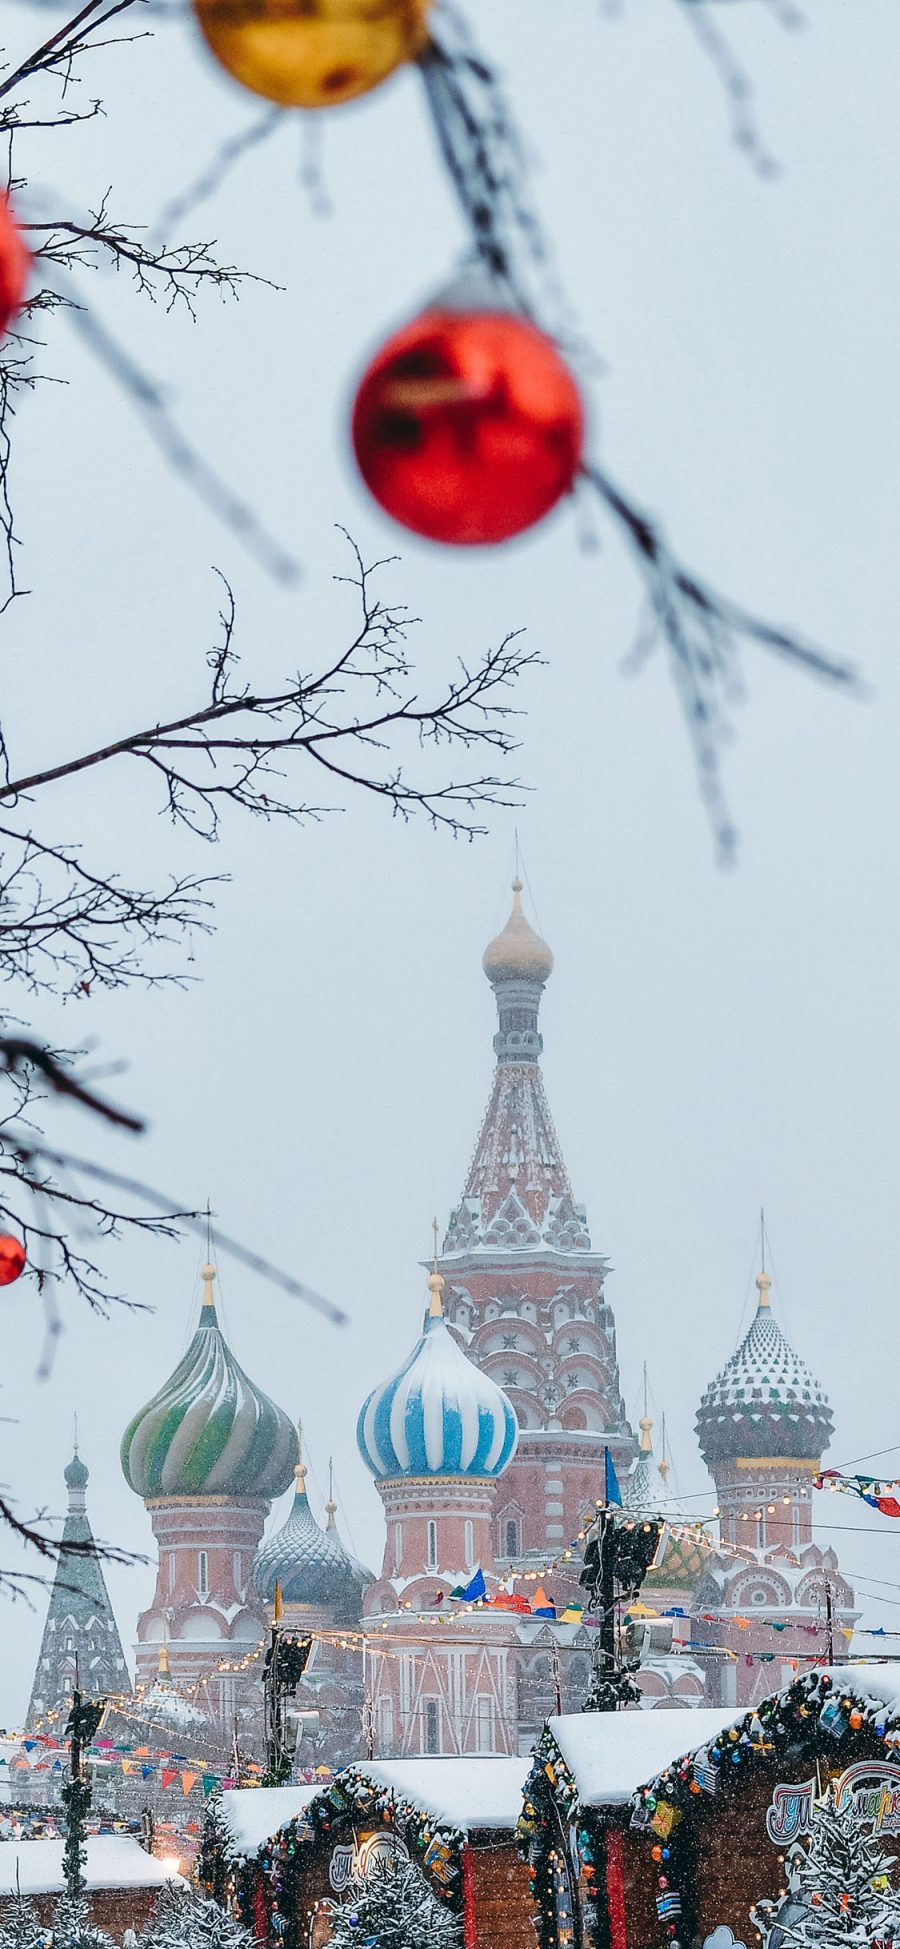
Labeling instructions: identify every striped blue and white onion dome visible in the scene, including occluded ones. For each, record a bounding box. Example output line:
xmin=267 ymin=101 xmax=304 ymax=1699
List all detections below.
xmin=357 ymin=1272 xmax=518 ymax=1481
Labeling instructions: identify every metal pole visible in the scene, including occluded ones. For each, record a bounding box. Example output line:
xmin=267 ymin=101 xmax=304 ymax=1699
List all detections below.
xmin=600 ymin=1508 xmax=616 ymax=1680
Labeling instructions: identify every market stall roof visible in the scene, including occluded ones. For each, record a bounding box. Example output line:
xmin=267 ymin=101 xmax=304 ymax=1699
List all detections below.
xmin=343 ymin=1757 xmax=531 ymax=1833
xmin=819 ymin=1664 xmax=900 ymax=1715
xmin=0 ymin=1836 xmax=185 ymax=1896
xmin=547 ymin=1708 xmax=743 ymax=1807
xmin=219 ymin=1785 xmax=323 ymax=1857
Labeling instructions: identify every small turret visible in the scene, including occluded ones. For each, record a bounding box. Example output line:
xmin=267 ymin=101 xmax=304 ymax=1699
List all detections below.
xmin=254 ymin=1434 xmax=372 ymax=1624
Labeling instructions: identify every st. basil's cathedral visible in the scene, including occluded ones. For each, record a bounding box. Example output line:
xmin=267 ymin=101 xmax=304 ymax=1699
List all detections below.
xmin=27 ymin=882 xmax=855 ymax=1762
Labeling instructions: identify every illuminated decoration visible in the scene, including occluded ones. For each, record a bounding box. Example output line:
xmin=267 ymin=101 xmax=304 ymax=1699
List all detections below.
xmin=352 ymin=296 xmax=584 ymax=545
xmin=752 ymin=1780 xmax=899 ymax=1949
xmin=207 ymin=1766 xmax=466 ymax=1945
xmin=0 ymin=1233 xmax=26 ymax=1284
xmin=522 ymin=1671 xmax=900 ymax=1949
xmin=0 ymin=198 xmax=27 ymax=342
xmin=192 ymin=0 xmax=431 ymax=109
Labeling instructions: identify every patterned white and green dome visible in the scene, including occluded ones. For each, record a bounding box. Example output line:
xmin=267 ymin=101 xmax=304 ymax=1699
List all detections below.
xmin=696 ymin=1272 xmax=833 ymax=1466
xmin=121 ymin=1265 xmax=298 ymax=1500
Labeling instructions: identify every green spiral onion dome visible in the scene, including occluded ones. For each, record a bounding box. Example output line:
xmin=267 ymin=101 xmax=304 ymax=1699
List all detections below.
xmin=121 ymin=1265 xmax=298 ymax=1500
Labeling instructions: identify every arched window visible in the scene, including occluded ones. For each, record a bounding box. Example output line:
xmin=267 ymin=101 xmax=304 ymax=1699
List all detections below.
xmin=233 ymin=1550 xmax=242 ymax=1590
xmin=394 ymin=1522 xmax=403 ymax=1569
xmin=426 ymin=1520 xmax=438 ymax=1570
xmin=464 ymin=1519 xmax=474 ymax=1567
xmin=198 ymin=1549 xmax=209 ymax=1597
xmin=168 ymin=1552 xmax=176 ymax=1593
xmin=425 ymin=1700 xmax=439 ymax=1754
xmin=505 ymin=1518 xmax=519 ymax=1558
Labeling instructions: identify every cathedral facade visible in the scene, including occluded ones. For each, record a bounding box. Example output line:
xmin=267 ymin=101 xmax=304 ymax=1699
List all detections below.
xmin=26 ymin=881 xmax=857 ymax=1771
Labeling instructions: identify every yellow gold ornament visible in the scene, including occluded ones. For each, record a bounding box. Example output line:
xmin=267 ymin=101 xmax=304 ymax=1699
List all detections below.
xmin=193 ymin=0 xmax=432 ymax=108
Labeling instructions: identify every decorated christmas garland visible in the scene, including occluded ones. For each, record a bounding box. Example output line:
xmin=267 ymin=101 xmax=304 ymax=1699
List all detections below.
xmin=206 ymin=1766 xmax=468 ymax=1949
xmin=519 ymin=1674 xmax=900 ymax=1949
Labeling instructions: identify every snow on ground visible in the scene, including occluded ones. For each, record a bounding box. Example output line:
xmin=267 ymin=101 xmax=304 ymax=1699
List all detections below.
xmin=0 ymin=1837 xmax=185 ymax=1894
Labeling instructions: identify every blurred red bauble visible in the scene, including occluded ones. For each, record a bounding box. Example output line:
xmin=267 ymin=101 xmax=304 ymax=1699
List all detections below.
xmin=0 ymin=199 xmax=28 ymax=342
xmin=0 ymin=1234 xmax=26 ymax=1285
xmin=352 ymin=303 xmax=584 ymax=545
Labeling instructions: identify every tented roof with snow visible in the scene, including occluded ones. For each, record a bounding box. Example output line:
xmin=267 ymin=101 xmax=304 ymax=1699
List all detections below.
xmin=219 ymin=1786 xmax=322 ymax=1858
xmin=0 ymin=1836 xmax=185 ymax=1896
xmin=547 ymin=1709 xmax=744 ymax=1807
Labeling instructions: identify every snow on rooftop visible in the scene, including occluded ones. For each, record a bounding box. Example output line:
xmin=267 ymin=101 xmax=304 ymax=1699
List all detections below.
xmin=547 ymin=1666 xmax=900 ymax=1809
xmin=547 ymin=1709 xmax=744 ymax=1807
xmin=0 ymin=1837 xmax=185 ymax=1896
xmin=822 ymin=1664 xmax=900 ymax=1714
xmin=219 ymin=1786 xmax=322 ymax=1857
xmin=355 ymin=1756 xmax=531 ymax=1831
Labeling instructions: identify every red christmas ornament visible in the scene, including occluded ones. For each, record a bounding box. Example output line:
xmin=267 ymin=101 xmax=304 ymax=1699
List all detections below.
xmin=352 ymin=298 xmax=584 ymax=545
xmin=0 ymin=1234 xmax=26 ymax=1285
xmin=0 ymin=199 xmax=28 ymax=342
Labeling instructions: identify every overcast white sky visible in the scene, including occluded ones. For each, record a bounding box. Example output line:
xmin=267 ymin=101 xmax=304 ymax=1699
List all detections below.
xmin=0 ymin=0 xmax=898 ymax=1727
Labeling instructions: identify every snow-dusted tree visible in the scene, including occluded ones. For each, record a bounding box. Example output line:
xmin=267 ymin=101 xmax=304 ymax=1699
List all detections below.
xmin=328 ymin=1856 xmax=462 ymax=1949
xmin=51 ymin=1891 xmax=113 ymax=1949
xmin=0 ymin=1888 xmax=45 ymax=1949
xmin=752 ymin=1786 xmax=898 ymax=1949
xmin=140 ymin=1882 xmax=254 ymax=1949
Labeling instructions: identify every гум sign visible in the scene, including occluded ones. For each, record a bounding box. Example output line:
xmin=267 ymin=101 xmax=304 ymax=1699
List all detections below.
xmin=766 ymin=1763 xmax=900 ymax=1845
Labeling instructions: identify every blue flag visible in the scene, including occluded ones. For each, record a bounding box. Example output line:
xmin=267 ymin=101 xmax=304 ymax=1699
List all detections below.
xmin=462 ymin=1567 xmax=486 ymax=1601
xmin=604 ymin=1447 xmax=622 ymax=1508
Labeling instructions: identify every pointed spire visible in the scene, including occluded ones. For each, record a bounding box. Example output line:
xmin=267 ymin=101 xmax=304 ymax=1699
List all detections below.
xmin=658 ymin=1413 xmax=670 ymax=1485
xmin=294 ymin=1420 xmax=308 ymax=1496
xmin=639 ymin=1363 xmax=653 ymax=1454
xmin=201 ymin=1261 xmax=217 ymax=1310
xmin=325 ymin=1458 xmax=337 ymax=1530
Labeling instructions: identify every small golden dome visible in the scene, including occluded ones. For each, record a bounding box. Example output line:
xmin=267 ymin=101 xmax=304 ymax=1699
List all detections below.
xmin=483 ymin=881 xmax=554 ymax=986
